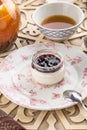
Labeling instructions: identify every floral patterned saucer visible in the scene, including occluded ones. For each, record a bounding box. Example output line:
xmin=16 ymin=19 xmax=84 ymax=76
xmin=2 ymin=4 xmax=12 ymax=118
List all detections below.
xmin=0 ymin=43 xmax=87 ymax=110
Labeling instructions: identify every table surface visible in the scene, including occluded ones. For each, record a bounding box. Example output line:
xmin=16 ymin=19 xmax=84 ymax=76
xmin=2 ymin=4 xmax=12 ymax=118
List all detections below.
xmin=0 ymin=0 xmax=87 ymax=130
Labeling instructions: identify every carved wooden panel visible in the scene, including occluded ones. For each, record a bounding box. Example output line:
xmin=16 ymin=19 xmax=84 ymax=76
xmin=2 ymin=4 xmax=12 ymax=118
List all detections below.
xmin=0 ymin=0 xmax=87 ymax=130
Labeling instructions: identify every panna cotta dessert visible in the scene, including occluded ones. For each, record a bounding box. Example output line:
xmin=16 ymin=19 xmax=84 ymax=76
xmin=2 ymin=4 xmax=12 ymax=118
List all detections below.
xmin=31 ymin=49 xmax=65 ymax=85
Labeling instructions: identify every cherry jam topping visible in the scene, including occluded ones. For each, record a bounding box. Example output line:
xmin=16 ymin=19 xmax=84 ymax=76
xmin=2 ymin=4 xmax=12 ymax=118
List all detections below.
xmin=36 ymin=54 xmax=61 ymax=68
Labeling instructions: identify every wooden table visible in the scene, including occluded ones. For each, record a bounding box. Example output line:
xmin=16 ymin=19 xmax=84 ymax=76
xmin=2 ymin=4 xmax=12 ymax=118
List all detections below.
xmin=0 ymin=0 xmax=87 ymax=130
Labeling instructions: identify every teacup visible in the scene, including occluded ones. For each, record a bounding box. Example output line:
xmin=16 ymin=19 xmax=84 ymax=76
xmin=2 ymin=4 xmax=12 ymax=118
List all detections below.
xmin=33 ymin=2 xmax=84 ymax=41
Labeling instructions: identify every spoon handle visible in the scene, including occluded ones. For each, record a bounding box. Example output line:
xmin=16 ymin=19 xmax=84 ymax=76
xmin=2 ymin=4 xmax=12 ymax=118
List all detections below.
xmin=80 ymin=101 xmax=87 ymax=112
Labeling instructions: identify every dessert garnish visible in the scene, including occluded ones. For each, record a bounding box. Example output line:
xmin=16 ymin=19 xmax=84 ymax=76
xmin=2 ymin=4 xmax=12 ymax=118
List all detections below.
xmin=32 ymin=50 xmax=63 ymax=72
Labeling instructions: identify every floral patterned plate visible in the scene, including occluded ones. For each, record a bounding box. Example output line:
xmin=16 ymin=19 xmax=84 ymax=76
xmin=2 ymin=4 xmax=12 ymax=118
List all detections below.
xmin=0 ymin=43 xmax=87 ymax=110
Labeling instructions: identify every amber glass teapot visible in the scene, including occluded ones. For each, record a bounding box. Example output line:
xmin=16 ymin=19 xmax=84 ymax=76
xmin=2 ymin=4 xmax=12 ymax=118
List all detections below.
xmin=0 ymin=0 xmax=20 ymax=52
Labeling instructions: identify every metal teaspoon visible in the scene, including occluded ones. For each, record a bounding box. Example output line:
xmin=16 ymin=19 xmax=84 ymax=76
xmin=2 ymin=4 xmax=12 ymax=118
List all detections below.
xmin=63 ymin=90 xmax=87 ymax=112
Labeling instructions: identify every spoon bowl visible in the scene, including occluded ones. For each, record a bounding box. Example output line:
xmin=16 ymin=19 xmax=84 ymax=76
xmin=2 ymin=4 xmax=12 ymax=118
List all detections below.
xmin=63 ymin=90 xmax=87 ymax=111
xmin=63 ymin=90 xmax=82 ymax=102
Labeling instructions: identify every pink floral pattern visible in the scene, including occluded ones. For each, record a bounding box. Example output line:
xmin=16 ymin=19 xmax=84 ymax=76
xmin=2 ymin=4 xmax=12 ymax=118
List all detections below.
xmin=66 ymin=55 xmax=82 ymax=65
xmin=0 ymin=43 xmax=87 ymax=110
